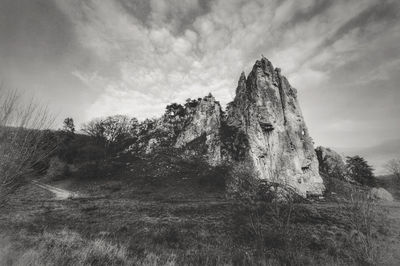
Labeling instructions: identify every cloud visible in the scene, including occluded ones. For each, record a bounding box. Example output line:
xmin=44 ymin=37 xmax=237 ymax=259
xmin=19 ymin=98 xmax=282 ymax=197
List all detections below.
xmin=2 ymin=0 xmax=399 ymax=174
xmin=311 ymin=0 xmax=399 ymax=59
xmin=52 ymin=0 xmax=400 ymax=137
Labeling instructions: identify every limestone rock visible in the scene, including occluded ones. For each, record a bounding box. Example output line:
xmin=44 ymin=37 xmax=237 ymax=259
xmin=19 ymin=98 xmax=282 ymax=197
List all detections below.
xmin=316 ymin=147 xmax=346 ymax=176
xmin=226 ymin=56 xmax=324 ymax=197
xmin=175 ymin=94 xmax=222 ymax=165
xmin=174 ymin=56 xmax=325 ymax=197
xmin=369 ymin=187 xmax=394 ymax=202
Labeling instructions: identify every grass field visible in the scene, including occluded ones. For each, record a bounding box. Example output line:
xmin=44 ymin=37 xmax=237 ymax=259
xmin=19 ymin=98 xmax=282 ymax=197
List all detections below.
xmin=1 ymin=153 xmax=400 ymax=265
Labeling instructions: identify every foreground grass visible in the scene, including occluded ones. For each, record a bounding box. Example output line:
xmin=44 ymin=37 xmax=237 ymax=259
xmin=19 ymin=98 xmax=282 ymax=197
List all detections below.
xmin=0 ymin=195 xmax=396 ymax=265
xmin=1 ymin=230 xmax=132 ymax=266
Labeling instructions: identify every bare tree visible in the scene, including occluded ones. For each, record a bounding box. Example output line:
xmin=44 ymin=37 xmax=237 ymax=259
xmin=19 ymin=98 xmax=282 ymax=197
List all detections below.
xmin=385 ymin=159 xmax=400 ymax=181
xmin=81 ymin=118 xmax=106 ymax=141
xmin=81 ymin=115 xmax=135 ymax=155
xmin=0 ymin=87 xmax=56 ymax=207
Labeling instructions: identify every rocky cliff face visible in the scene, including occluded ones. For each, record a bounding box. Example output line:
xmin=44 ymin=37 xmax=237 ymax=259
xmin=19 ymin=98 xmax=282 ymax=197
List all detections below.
xmin=225 ymin=57 xmax=324 ymax=196
xmin=174 ymin=56 xmax=324 ymax=196
xmin=175 ymin=94 xmax=222 ymax=166
xmin=315 ymin=146 xmax=346 ymax=177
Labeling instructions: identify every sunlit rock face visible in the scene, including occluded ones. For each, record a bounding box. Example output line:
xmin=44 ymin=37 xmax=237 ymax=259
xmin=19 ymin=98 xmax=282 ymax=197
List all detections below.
xmin=175 ymin=94 xmax=222 ymax=166
xmin=226 ymin=56 xmax=325 ymax=196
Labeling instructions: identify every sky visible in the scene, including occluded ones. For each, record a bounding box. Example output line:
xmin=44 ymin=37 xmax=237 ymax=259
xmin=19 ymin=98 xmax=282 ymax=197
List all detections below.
xmin=1 ymin=0 xmax=399 ymax=173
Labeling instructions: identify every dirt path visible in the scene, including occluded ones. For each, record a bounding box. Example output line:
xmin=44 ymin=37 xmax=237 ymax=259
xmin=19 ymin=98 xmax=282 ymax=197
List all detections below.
xmin=32 ymin=180 xmax=80 ymax=200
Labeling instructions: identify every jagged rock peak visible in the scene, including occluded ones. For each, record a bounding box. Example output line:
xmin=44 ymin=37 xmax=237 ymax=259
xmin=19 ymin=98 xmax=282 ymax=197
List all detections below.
xmin=227 ymin=56 xmax=325 ymax=196
xmin=239 ymin=71 xmax=246 ymax=81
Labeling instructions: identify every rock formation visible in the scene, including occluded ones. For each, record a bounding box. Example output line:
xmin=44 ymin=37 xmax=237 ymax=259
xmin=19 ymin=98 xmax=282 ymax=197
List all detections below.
xmin=173 ymin=56 xmax=324 ymax=196
xmin=315 ymin=146 xmax=346 ymax=177
xmin=315 ymin=146 xmax=358 ymax=183
xmin=225 ymin=56 xmax=324 ymax=196
xmin=175 ymin=94 xmax=222 ymax=166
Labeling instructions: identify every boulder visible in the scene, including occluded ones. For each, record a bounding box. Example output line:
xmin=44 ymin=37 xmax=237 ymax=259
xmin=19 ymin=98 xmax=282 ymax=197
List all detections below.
xmin=369 ymin=187 xmax=394 ymax=202
xmin=315 ymin=146 xmax=352 ymax=182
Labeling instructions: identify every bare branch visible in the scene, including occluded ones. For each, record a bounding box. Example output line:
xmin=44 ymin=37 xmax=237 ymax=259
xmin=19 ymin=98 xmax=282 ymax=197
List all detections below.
xmin=384 ymin=159 xmax=400 ymax=180
xmin=0 ymin=87 xmax=57 ymax=207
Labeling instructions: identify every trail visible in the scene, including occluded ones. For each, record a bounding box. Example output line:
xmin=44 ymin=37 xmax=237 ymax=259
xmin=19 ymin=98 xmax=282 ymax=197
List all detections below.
xmin=32 ymin=180 xmax=80 ymax=200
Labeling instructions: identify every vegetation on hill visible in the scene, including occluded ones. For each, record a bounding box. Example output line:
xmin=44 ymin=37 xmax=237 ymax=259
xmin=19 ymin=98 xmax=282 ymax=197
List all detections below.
xmin=1 ymin=148 xmax=397 ymax=265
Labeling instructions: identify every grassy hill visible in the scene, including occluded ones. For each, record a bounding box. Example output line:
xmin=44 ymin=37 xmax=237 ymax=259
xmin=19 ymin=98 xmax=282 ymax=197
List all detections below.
xmin=1 ymin=148 xmax=400 ymax=265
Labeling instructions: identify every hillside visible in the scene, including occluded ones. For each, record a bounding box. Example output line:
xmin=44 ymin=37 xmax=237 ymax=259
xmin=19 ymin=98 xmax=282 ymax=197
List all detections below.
xmin=0 ymin=147 xmax=399 ymax=265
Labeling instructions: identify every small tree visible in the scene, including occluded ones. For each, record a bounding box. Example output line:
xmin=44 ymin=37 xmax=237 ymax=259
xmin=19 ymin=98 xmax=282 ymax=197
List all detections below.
xmin=384 ymin=159 xmax=400 ymax=181
xmin=62 ymin=117 xmax=75 ymax=134
xmin=346 ymin=156 xmax=375 ymax=186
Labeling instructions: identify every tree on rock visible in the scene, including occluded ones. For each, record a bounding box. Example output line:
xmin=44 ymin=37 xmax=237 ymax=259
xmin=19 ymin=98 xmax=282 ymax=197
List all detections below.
xmin=345 ymin=156 xmax=375 ymax=186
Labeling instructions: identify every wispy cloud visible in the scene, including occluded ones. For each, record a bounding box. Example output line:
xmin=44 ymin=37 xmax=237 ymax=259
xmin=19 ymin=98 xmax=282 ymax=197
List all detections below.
xmin=1 ymin=0 xmax=400 ymax=169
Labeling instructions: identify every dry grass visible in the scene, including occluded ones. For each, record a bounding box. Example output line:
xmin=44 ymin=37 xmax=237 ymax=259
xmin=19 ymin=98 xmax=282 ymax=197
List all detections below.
xmin=338 ymin=190 xmax=389 ymax=265
xmin=1 ymin=229 xmax=131 ymax=266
